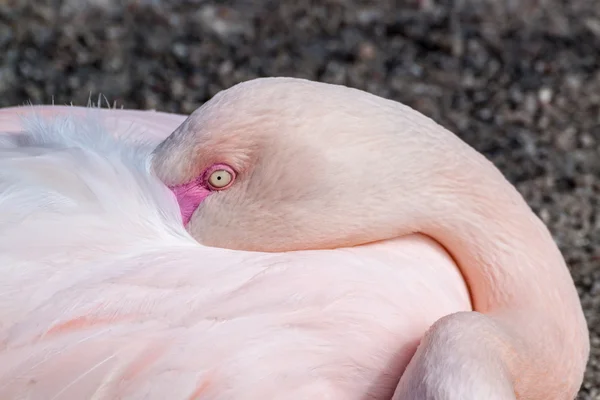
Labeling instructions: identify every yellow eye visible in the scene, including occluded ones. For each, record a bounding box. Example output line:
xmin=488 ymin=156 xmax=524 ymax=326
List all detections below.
xmin=208 ymin=169 xmax=233 ymax=189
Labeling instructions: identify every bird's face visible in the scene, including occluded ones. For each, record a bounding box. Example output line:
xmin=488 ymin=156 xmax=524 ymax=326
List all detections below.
xmin=152 ymin=77 xmax=447 ymax=252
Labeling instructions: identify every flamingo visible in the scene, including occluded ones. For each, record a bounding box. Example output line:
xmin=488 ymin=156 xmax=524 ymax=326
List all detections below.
xmin=0 ymin=77 xmax=589 ymax=399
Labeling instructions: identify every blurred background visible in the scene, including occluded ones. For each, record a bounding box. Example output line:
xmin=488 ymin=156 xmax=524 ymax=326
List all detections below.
xmin=0 ymin=0 xmax=599 ymax=397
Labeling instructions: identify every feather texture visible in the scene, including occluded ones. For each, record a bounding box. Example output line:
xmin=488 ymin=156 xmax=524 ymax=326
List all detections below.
xmin=0 ymin=106 xmax=470 ymax=399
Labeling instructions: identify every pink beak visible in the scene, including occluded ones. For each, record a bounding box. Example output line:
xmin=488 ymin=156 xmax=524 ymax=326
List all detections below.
xmin=169 ymin=180 xmax=211 ymax=225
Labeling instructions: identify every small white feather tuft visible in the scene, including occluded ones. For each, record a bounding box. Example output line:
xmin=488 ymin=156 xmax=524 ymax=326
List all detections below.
xmin=0 ymin=110 xmax=192 ymax=252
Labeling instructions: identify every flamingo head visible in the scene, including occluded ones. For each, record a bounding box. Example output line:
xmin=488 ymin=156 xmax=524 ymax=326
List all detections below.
xmin=151 ymin=77 xmax=453 ymax=251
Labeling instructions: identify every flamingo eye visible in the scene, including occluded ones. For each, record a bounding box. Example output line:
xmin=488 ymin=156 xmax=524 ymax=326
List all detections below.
xmin=208 ymin=170 xmax=232 ymax=188
xmin=205 ymin=164 xmax=236 ymax=190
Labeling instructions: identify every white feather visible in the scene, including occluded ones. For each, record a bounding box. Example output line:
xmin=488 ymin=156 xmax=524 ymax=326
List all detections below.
xmin=0 ymin=110 xmax=190 ymax=247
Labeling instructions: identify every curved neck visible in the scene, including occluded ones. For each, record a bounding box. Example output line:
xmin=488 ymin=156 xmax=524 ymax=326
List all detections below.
xmin=411 ymin=146 xmax=589 ymax=392
xmin=421 ymin=151 xmax=580 ymax=314
xmin=427 ymin=178 xmax=569 ymax=312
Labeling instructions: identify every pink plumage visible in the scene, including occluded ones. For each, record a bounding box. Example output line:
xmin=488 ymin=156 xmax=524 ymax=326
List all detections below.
xmin=0 ymin=104 xmax=469 ymax=399
xmin=0 ymin=77 xmax=589 ymax=399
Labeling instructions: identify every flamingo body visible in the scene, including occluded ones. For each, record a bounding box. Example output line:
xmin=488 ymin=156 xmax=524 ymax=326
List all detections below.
xmin=0 ymin=105 xmax=470 ymax=399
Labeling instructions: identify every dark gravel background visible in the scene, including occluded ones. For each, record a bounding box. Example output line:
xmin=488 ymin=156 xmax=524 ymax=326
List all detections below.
xmin=1 ymin=0 xmax=599 ymax=397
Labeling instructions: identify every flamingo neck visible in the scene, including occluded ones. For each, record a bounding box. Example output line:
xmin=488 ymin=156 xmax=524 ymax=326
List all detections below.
xmin=420 ymin=152 xmax=578 ymax=314
xmin=413 ymin=149 xmax=589 ymax=393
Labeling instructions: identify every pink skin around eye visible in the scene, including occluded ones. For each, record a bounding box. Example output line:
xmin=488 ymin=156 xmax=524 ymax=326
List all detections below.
xmin=168 ymin=163 xmax=235 ymax=225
